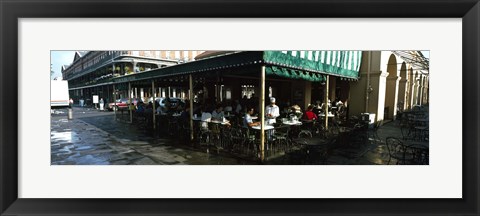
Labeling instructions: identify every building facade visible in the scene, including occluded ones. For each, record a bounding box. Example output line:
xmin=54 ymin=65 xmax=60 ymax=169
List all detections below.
xmin=62 ymin=51 xmax=204 ymax=104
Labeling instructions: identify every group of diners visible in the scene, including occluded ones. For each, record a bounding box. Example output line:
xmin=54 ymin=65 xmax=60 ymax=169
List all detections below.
xmin=191 ymin=96 xmax=345 ymax=140
xmin=128 ymin=94 xmax=347 ymax=141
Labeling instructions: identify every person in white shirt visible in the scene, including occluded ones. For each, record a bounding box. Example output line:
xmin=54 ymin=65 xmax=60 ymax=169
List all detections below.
xmin=265 ymin=97 xmax=280 ymax=125
xmin=211 ymin=104 xmax=225 ymax=121
xmin=243 ymin=107 xmax=260 ymax=128
xmin=200 ymin=109 xmax=212 ymax=130
xmin=265 ymin=97 xmax=280 ymax=141
xmin=235 ymin=100 xmax=243 ymax=114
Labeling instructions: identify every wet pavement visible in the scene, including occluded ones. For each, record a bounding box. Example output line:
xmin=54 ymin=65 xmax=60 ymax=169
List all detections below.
xmin=51 ymin=107 xmax=259 ymax=165
xmin=51 ymin=107 xmax=428 ymax=165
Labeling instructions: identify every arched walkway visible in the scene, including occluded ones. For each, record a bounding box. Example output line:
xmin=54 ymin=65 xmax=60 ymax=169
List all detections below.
xmin=408 ymin=67 xmax=415 ymax=110
xmin=384 ymin=54 xmax=400 ymax=120
xmin=397 ymin=62 xmax=408 ymax=112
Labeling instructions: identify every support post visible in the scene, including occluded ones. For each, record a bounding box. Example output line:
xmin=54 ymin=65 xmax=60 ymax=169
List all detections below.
xmin=366 ymin=51 xmax=372 ymax=112
xmin=152 ymin=80 xmax=156 ymax=130
xmin=260 ymin=65 xmax=266 ymax=161
xmin=113 ymin=84 xmax=117 ymax=120
xmin=129 ymin=82 xmax=132 ymax=123
xmin=324 ymin=75 xmax=329 ymax=130
xmin=189 ymin=75 xmax=194 ymax=141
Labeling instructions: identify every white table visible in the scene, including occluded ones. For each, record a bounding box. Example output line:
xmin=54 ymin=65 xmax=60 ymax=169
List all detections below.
xmin=210 ymin=120 xmax=230 ymax=125
xmin=192 ymin=117 xmax=202 ymax=121
xmin=251 ymin=125 xmax=274 ymax=130
xmin=282 ymin=121 xmax=302 ymax=126
xmin=319 ymin=113 xmax=335 ymax=118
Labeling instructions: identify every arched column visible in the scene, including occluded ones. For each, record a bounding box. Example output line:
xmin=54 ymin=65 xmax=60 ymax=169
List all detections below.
xmin=348 ymin=51 xmax=388 ymax=123
xmin=412 ymin=72 xmax=420 ymax=105
xmin=384 ymin=54 xmax=401 ymax=120
xmin=418 ymin=75 xmax=424 ymax=105
xmin=423 ymin=76 xmax=429 ymax=105
xmin=397 ymin=62 xmax=408 ymax=112
xmin=409 ymin=70 xmax=416 ymax=108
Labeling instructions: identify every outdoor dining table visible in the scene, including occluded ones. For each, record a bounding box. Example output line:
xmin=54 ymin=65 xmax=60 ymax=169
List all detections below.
xmin=210 ymin=120 xmax=231 ymax=125
xmin=282 ymin=121 xmax=302 ymax=126
xmin=319 ymin=113 xmax=335 ymax=118
xmin=224 ymin=113 xmax=236 ymax=119
xmin=251 ymin=125 xmax=275 ymax=130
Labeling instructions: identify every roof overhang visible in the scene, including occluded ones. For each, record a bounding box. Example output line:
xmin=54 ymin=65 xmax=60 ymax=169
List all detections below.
xmin=111 ymin=51 xmax=362 ymax=84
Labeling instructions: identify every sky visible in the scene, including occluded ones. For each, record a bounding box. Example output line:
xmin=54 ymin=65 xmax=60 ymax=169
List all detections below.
xmin=421 ymin=50 xmax=430 ymax=58
xmin=51 ymin=51 xmax=75 ymax=80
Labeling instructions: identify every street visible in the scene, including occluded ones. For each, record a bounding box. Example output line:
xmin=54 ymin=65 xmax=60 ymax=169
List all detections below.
xmin=51 ymin=107 xmax=256 ymax=165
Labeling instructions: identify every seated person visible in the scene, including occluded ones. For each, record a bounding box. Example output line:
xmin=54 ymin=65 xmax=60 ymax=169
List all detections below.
xmin=156 ymin=105 xmax=166 ymax=115
xmin=321 ymin=99 xmax=331 ymax=113
xmin=200 ymin=110 xmax=212 ymax=130
xmin=290 ymin=104 xmax=303 ymax=120
xmin=224 ymin=101 xmax=233 ymax=113
xmin=335 ymin=100 xmax=343 ymax=107
xmin=179 ymin=106 xmax=191 ymax=129
xmin=243 ymin=107 xmax=261 ymax=128
xmin=136 ymin=102 xmax=145 ymax=113
xmin=211 ymin=104 xmax=225 ymax=121
xmin=303 ymin=105 xmax=318 ymax=121
xmin=313 ymin=100 xmax=322 ymax=115
xmin=145 ymin=102 xmax=153 ymax=114
xmin=129 ymin=103 xmax=135 ymax=112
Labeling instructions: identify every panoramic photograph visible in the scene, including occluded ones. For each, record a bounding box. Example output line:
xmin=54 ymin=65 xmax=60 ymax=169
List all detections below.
xmin=50 ymin=50 xmax=429 ymax=165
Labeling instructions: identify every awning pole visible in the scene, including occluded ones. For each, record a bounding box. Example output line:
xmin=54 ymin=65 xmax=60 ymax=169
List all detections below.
xmin=260 ymin=65 xmax=266 ymax=161
xmin=113 ymin=84 xmax=116 ymax=120
xmin=366 ymin=51 xmax=371 ymax=112
xmin=324 ymin=75 xmax=329 ymax=130
xmin=129 ymin=82 xmax=132 ymax=123
xmin=189 ymin=75 xmax=194 ymax=141
xmin=152 ymin=80 xmax=156 ymax=130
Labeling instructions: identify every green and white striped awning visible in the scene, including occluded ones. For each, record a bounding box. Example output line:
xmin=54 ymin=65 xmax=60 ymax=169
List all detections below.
xmin=263 ymin=51 xmax=362 ymax=81
xmin=104 ymin=51 xmax=362 ymax=85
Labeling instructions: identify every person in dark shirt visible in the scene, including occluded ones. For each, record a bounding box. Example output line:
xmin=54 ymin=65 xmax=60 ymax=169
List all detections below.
xmin=179 ymin=105 xmax=191 ymax=129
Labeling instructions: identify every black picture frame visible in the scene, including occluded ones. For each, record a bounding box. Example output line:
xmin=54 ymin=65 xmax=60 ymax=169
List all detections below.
xmin=1 ymin=0 xmax=479 ymax=215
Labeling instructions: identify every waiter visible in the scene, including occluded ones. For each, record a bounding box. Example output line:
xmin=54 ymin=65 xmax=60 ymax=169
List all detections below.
xmin=266 ymin=97 xmax=280 ymax=125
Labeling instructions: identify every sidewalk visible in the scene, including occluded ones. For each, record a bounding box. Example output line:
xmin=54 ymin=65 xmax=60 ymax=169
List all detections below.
xmin=52 ymin=107 xmax=257 ymax=165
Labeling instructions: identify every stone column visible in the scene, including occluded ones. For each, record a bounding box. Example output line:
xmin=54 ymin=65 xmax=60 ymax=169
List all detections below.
xmin=348 ymin=51 xmax=388 ymax=123
xmin=418 ymin=75 xmax=424 ymax=105
xmin=422 ymin=76 xmax=429 ymax=105
xmin=397 ymin=78 xmax=408 ymax=112
xmin=385 ymin=74 xmax=400 ymax=120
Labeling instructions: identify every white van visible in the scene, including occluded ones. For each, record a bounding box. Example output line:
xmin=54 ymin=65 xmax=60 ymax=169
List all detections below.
xmin=51 ymin=79 xmax=70 ymax=108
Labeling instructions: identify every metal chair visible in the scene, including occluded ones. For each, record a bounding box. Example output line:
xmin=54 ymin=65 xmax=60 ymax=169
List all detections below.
xmin=405 ymin=145 xmax=429 ymax=165
xmin=385 ymin=137 xmax=410 ymax=165
xmin=272 ymin=124 xmax=290 ymax=154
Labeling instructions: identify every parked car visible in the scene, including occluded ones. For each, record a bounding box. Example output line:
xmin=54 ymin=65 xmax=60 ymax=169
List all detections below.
xmin=149 ymin=97 xmax=185 ymax=112
xmin=108 ymin=98 xmax=140 ymax=111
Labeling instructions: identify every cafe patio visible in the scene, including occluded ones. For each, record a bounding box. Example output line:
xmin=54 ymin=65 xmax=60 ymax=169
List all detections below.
xmin=107 ymin=51 xmax=429 ymax=165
